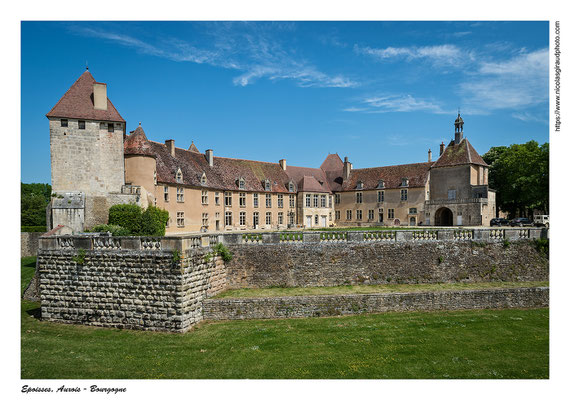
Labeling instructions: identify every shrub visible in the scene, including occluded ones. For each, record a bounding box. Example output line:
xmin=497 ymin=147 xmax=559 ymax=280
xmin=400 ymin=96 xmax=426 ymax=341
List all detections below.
xmin=533 ymin=238 xmax=549 ymax=257
xmin=502 ymin=238 xmax=511 ymax=248
xmin=213 ymin=243 xmax=233 ymax=262
xmin=109 ymin=204 xmax=142 ymax=234
xmin=140 ymin=206 xmax=169 ymax=236
xmin=88 ymin=224 xmax=131 ymax=236
xmin=21 ymin=225 xmax=47 ymax=232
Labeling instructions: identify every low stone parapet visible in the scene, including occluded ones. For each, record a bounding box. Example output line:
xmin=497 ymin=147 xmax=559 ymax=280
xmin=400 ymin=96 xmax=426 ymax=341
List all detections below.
xmin=203 ymin=287 xmax=549 ymax=321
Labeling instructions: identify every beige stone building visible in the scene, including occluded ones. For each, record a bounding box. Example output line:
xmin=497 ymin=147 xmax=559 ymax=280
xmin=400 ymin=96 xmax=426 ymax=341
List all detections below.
xmin=47 ymin=70 xmax=496 ymax=233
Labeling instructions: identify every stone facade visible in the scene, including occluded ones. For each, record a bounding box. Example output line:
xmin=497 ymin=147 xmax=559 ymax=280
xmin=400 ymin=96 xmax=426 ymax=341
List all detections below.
xmin=203 ymin=287 xmax=549 ymax=320
xmin=21 ymin=232 xmax=43 ymax=257
xmin=36 ymin=227 xmax=548 ymax=332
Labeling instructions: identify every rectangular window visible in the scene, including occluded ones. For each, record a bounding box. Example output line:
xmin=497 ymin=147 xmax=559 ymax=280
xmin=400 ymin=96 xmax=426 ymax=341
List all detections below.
xmin=265 ymin=212 xmax=271 ymax=225
xmin=346 ymin=210 xmax=352 ymax=220
xmin=289 ymin=195 xmax=295 ymax=208
xmin=239 ymin=211 xmax=246 ymax=226
xmin=315 ymin=215 xmax=319 ymax=225
xmin=239 ymin=179 xmax=245 ymax=190
xmin=401 ymin=189 xmax=408 ymax=201
xmin=278 ymin=212 xmax=283 ymax=225
xmin=335 ymin=210 xmax=340 ymax=220
xmin=164 ymin=186 xmax=169 ymax=202
xmin=335 ymin=194 xmax=341 ymax=204
xmin=253 ymin=193 xmax=259 ymax=208
xmin=108 ymin=123 xmax=114 ymax=133
xmin=78 ymin=120 xmax=85 ymax=129
xmin=265 ymin=194 xmax=272 ymax=208
xmin=328 ymin=195 xmax=332 ymax=208
xmin=215 ymin=192 xmax=220 ymax=205
xmin=165 ymin=217 xmax=170 ymax=228
xmin=239 ymin=193 xmax=246 ymax=207
xmin=278 ymin=194 xmax=284 ymax=208
xmin=225 ymin=211 xmax=232 ymax=226
xmin=356 ymin=192 xmax=363 ymax=203
xmin=202 ymin=213 xmax=209 ymax=227
xmin=377 ymin=191 xmax=384 ymax=202
xmin=253 ymin=211 xmax=259 ymax=226
xmin=388 ymin=209 xmax=395 ymax=219
xmin=201 ymin=190 xmax=208 ymax=205
xmin=321 ymin=195 xmax=326 ymax=208
xmin=448 ymin=189 xmax=456 ymax=200
xmin=409 ymin=208 xmax=417 ymax=214
xmin=305 ymin=194 xmax=311 ymax=207
xmin=368 ymin=210 xmax=374 ymax=220
xmin=224 ymin=192 xmax=232 ymax=206
xmin=61 ymin=119 xmax=68 ymax=127
xmin=356 ymin=210 xmax=362 ymax=220
xmin=176 ymin=212 xmax=185 ymax=227
xmin=176 ymin=187 xmax=184 ymax=202
xmin=313 ymin=194 xmax=319 ymax=208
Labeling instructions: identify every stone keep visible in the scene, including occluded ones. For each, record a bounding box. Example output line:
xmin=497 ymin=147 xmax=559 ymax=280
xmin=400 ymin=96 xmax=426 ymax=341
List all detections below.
xmin=46 ymin=69 xmax=138 ymax=231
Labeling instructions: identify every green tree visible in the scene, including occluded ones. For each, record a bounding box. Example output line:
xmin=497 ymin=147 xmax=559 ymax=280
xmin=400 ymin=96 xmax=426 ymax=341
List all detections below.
xmin=21 ymin=183 xmax=51 ymax=228
xmin=483 ymin=141 xmax=548 ymax=218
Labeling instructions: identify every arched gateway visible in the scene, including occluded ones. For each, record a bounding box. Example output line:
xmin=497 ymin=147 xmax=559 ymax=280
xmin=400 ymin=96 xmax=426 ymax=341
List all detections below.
xmin=435 ymin=207 xmax=453 ymax=226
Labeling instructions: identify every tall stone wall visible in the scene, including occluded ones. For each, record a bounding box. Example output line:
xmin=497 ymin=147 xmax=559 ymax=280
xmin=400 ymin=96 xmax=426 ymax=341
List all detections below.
xmin=37 ymin=236 xmax=226 ymax=332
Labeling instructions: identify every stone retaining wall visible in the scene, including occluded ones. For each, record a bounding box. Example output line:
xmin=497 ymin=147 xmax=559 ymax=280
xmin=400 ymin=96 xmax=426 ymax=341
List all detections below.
xmin=203 ymin=287 xmax=549 ymax=320
xmin=21 ymin=232 xmax=43 ymax=257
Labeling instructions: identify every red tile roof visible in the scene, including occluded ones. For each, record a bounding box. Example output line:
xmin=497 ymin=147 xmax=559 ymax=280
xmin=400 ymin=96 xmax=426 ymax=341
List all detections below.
xmin=285 ymin=165 xmax=332 ymax=193
xmin=124 ymin=125 xmax=156 ymax=158
xmin=46 ymin=70 xmax=125 ymax=123
xmin=431 ymin=138 xmax=488 ymax=168
xmin=342 ymin=162 xmax=432 ymax=191
xmin=320 ymin=153 xmax=344 ymax=171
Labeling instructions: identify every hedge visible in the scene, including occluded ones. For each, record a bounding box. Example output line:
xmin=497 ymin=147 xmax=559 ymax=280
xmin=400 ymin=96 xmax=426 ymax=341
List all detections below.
xmin=21 ymin=226 xmax=47 ymax=232
xmin=107 ymin=204 xmax=169 ymax=236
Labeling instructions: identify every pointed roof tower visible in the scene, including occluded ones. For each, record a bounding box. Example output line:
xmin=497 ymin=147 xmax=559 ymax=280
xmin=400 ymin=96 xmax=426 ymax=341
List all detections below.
xmin=188 ymin=141 xmax=200 ymax=153
xmin=124 ymin=123 xmax=155 ymax=157
xmin=46 ymin=69 xmax=125 ymax=123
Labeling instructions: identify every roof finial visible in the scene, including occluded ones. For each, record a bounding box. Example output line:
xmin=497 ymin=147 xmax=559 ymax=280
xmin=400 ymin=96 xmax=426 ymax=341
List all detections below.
xmin=458 ymin=107 xmax=460 ymax=116
xmin=138 ymin=121 xmax=141 ymax=126
xmin=86 ymin=61 xmax=89 ymax=71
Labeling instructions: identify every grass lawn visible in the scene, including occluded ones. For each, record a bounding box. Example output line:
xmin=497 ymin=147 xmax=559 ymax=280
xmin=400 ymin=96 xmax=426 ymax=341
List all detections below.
xmin=214 ymin=281 xmax=549 ymax=299
xmin=21 ymin=257 xmax=549 ymax=379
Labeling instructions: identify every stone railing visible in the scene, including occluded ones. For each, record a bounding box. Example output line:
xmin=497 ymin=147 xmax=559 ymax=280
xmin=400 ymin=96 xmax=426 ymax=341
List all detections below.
xmin=426 ymin=198 xmax=488 ymax=205
xmin=39 ymin=227 xmax=548 ymax=252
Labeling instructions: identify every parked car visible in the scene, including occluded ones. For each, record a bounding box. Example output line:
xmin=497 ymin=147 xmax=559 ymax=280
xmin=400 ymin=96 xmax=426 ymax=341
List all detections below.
xmin=534 ymin=215 xmax=549 ymax=228
xmin=510 ymin=217 xmax=533 ymax=227
xmin=490 ymin=218 xmax=509 ymax=226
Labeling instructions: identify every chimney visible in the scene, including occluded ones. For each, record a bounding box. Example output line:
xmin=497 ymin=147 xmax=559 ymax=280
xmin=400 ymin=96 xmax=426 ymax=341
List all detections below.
xmin=428 ymin=149 xmax=432 ymax=163
xmin=165 ymin=139 xmax=175 ymax=157
xmin=279 ymin=159 xmax=287 ymax=171
xmin=343 ymin=156 xmax=352 ymax=181
xmin=439 ymin=142 xmax=445 ymax=156
xmin=205 ymin=149 xmax=214 ymax=167
xmin=93 ymin=83 xmax=108 ymax=111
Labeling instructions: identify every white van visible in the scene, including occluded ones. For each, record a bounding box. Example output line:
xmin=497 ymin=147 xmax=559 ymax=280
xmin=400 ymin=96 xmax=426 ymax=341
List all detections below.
xmin=534 ymin=215 xmax=549 ymax=227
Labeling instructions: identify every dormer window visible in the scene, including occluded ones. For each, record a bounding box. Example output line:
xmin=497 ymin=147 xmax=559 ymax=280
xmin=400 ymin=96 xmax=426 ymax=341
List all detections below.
xmin=288 ymin=181 xmax=295 ymax=192
xmin=175 ymin=168 xmax=183 ymax=184
xmin=356 ymin=181 xmax=363 ymax=190
xmin=401 ymin=178 xmax=409 ymax=187
xmin=377 ymin=180 xmax=385 ymax=189
xmin=238 ymin=177 xmax=245 ymax=190
xmin=264 ymin=179 xmax=271 ymax=191
xmin=201 ymin=172 xmax=207 ymax=185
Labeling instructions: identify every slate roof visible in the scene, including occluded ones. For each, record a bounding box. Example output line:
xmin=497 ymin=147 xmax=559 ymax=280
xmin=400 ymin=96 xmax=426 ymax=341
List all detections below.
xmin=46 ymin=70 xmax=125 ymax=123
xmin=320 ymin=153 xmax=344 ymax=171
xmin=342 ymin=162 xmax=433 ymax=191
xmin=431 ymin=138 xmax=488 ymax=168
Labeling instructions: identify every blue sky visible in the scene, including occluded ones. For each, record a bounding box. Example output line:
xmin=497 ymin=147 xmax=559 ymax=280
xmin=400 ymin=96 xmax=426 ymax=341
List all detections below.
xmin=21 ymin=21 xmax=549 ymax=184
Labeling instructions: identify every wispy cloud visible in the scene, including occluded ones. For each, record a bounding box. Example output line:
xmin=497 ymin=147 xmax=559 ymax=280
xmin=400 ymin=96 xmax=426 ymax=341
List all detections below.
xmin=459 ymin=48 xmax=548 ymax=112
xmin=344 ymin=94 xmax=448 ymax=114
xmin=512 ymin=111 xmax=548 ymax=124
xmin=354 ymin=44 xmax=469 ymax=67
xmin=72 ymin=23 xmax=357 ymax=89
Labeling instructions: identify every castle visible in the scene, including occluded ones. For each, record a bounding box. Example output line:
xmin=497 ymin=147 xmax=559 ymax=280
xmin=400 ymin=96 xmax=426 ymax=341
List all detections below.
xmin=46 ymin=69 xmax=496 ymax=233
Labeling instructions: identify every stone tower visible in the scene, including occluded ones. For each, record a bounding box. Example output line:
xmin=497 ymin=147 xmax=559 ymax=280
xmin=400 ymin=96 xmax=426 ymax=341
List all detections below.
xmin=46 ymin=69 xmax=137 ymax=231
